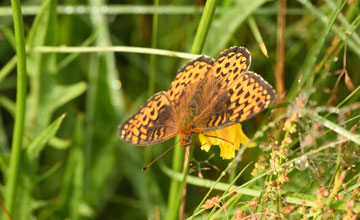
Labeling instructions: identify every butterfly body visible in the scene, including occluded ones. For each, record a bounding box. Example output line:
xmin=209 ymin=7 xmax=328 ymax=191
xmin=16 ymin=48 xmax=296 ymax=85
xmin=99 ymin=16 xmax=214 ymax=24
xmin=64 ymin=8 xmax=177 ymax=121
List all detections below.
xmin=119 ymin=47 xmax=276 ymax=147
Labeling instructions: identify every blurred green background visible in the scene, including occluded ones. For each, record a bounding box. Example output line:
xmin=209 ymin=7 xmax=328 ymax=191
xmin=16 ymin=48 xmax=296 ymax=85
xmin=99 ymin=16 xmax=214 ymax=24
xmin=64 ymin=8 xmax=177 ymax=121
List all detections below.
xmin=0 ymin=0 xmax=360 ymax=219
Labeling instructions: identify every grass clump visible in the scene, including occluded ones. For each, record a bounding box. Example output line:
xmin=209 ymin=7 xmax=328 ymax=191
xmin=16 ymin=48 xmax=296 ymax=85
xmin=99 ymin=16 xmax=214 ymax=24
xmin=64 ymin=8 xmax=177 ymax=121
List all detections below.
xmin=0 ymin=0 xmax=359 ymax=219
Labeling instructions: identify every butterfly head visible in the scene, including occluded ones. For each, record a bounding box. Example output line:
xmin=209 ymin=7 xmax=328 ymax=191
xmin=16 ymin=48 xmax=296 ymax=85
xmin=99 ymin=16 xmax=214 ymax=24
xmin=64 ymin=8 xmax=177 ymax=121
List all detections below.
xmin=180 ymin=134 xmax=192 ymax=147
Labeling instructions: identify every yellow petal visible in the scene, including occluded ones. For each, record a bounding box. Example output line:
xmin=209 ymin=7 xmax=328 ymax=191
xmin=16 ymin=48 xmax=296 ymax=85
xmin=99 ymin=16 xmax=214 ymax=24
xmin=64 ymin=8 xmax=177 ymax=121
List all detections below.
xmin=199 ymin=124 xmax=255 ymax=160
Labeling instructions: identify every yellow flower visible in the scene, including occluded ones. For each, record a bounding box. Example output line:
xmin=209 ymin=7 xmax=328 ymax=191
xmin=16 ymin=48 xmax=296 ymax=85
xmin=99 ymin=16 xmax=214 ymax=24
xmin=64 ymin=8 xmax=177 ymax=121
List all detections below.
xmin=198 ymin=124 xmax=255 ymax=160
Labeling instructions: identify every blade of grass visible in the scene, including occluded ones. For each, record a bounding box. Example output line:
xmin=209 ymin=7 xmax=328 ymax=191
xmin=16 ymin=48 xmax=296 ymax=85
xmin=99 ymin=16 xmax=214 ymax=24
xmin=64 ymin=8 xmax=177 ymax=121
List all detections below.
xmin=309 ymin=113 xmax=360 ymax=145
xmin=247 ymin=16 xmax=268 ymax=57
xmin=191 ymin=0 xmax=218 ymax=53
xmin=287 ymin=0 xmax=347 ymax=102
xmin=5 ymin=0 xmax=27 ymax=214
xmin=203 ymin=162 xmax=252 ymax=220
xmin=147 ymin=0 xmax=159 ymax=97
xmin=296 ymin=0 xmax=360 ymax=57
xmin=334 ymin=84 xmax=360 ymax=109
xmin=205 ymin=0 xmax=267 ymax=56
xmin=26 ymin=114 xmax=66 ymax=161
xmin=324 ymin=0 xmax=360 ymax=47
xmin=144 ymin=0 xmax=159 ymax=172
xmin=57 ymin=28 xmax=99 ymax=71
xmin=166 ymin=136 xmax=185 ymax=220
xmin=0 ymin=25 xmax=16 ymax=50
xmin=0 ymin=95 xmax=15 ymax=117
xmin=25 ymin=0 xmax=57 ymax=136
xmin=0 ymin=56 xmax=17 ymax=84
xmin=0 ymin=5 xmax=305 ymax=16
xmin=33 ymin=46 xmax=199 ymax=59
xmin=57 ymin=115 xmax=86 ymax=220
xmin=0 ymin=0 xmax=51 ymax=85
xmin=0 ymin=110 xmax=9 ymax=181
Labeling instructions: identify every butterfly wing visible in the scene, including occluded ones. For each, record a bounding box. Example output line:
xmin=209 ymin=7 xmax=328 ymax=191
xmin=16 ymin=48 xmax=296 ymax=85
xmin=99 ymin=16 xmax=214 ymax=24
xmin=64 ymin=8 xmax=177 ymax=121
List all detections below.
xmin=212 ymin=46 xmax=251 ymax=90
xmin=119 ymin=92 xmax=178 ymax=145
xmin=167 ymin=56 xmax=214 ymax=106
xmin=199 ymin=72 xmax=276 ymax=131
xmin=194 ymin=47 xmax=275 ymax=131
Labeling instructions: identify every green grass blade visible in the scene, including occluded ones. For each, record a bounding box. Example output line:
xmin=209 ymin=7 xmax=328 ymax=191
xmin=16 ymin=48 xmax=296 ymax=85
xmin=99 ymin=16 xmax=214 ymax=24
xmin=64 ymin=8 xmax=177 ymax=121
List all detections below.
xmin=309 ymin=113 xmax=360 ymax=145
xmin=248 ymin=16 xmax=268 ymax=57
xmin=297 ymin=0 xmax=360 ymax=57
xmin=205 ymin=0 xmax=267 ymax=56
xmin=57 ymin=115 xmax=86 ymax=219
xmin=286 ymin=0 xmax=347 ymax=101
xmin=45 ymin=82 xmax=87 ymax=113
xmin=5 ymin=0 xmax=27 ymax=214
xmin=27 ymin=114 xmax=66 ymax=160
xmin=0 ymin=25 xmax=16 ymax=50
xmin=0 ymin=56 xmax=17 ymax=84
xmin=57 ymin=28 xmax=99 ymax=71
xmin=147 ymin=0 xmax=159 ymax=97
xmin=0 ymin=95 xmax=15 ymax=117
xmin=191 ymin=0 xmax=219 ymax=53
xmin=32 ymin=46 xmax=199 ymax=59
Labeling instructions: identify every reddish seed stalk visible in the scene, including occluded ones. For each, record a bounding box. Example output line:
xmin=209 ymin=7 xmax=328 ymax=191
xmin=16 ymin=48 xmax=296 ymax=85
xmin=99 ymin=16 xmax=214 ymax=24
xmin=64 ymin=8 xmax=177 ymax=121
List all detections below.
xmin=275 ymin=0 xmax=287 ymax=113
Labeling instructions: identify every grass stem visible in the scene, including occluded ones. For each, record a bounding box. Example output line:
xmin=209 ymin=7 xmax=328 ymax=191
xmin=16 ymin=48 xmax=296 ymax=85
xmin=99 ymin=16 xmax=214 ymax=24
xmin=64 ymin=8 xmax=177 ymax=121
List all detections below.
xmin=6 ymin=0 xmax=27 ymax=214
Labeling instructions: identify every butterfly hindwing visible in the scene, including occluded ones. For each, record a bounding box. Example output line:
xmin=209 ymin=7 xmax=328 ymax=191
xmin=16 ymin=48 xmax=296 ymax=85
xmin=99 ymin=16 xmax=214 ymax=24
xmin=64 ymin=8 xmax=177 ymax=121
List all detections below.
xmin=224 ymin=71 xmax=276 ymax=123
xmin=119 ymin=92 xmax=178 ymax=145
xmin=196 ymin=68 xmax=275 ymax=131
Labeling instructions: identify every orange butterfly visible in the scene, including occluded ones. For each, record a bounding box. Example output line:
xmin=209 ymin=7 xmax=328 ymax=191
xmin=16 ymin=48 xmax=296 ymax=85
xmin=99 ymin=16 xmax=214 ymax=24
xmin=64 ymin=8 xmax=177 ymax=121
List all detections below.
xmin=119 ymin=47 xmax=275 ymax=147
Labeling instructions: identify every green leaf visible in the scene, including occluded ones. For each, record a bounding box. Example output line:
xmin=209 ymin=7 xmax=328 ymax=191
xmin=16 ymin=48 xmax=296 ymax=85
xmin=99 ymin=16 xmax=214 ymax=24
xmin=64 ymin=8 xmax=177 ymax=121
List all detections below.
xmin=44 ymin=82 xmax=87 ymax=113
xmin=27 ymin=113 xmax=66 ymax=161
xmin=0 ymin=95 xmax=15 ymax=117
xmin=309 ymin=113 xmax=360 ymax=145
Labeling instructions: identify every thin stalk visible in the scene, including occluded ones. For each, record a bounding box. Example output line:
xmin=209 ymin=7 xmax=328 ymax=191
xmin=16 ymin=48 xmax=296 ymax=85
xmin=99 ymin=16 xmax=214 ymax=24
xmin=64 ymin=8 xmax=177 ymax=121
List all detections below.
xmin=0 ymin=56 xmax=17 ymax=83
xmin=6 ymin=0 xmax=27 ymax=215
xmin=179 ymin=147 xmax=192 ymax=220
xmin=0 ymin=5 xmax=305 ymax=17
xmin=144 ymin=0 xmax=159 ymax=182
xmin=204 ymin=163 xmax=252 ymax=220
xmin=309 ymin=113 xmax=360 ymax=145
xmin=191 ymin=0 xmax=219 ymax=53
xmin=166 ymin=0 xmax=218 ymax=219
xmin=166 ymin=136 xmax=185 ymax=220
xmin=247 ymin=16 xmax=268 ymax=57
xmin=32 ymin=46 xmax=199 ymax=59
xmin=147 ymin=0 xmax=159 ymax=97
xmin=275 ymin=0 xmax=286 ymax=109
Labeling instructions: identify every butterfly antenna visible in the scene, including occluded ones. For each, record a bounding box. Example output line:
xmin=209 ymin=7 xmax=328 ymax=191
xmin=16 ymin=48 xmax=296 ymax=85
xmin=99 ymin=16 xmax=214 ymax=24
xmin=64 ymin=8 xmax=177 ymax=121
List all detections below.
xmin=142 ymin=141 xmax=179 ymax=172
xmin=200 ymin=133 xmax=234 ymax=145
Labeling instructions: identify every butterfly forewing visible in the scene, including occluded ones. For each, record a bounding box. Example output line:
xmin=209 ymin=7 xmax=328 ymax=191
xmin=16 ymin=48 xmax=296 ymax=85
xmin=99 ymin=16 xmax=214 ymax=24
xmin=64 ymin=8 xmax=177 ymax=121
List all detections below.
xmin=119 ymin=92 xmax=178 ymax=145
xmin=167 ymin=56 xmax=214 ymax=105
xmin=212 ymin=46 xmax=251 ymax=90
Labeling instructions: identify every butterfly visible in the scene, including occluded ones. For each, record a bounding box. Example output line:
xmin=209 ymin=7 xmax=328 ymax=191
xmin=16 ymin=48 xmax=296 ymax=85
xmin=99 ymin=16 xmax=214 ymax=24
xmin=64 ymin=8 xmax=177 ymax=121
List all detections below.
xmin=119 ymin=46 xmax=276 ymax=147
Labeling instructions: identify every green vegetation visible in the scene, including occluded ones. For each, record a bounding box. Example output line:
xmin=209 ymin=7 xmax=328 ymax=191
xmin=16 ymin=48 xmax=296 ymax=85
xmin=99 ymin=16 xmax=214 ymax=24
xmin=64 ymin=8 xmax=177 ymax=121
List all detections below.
xmin=0 ymin=0 xmax=359 ymax=219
